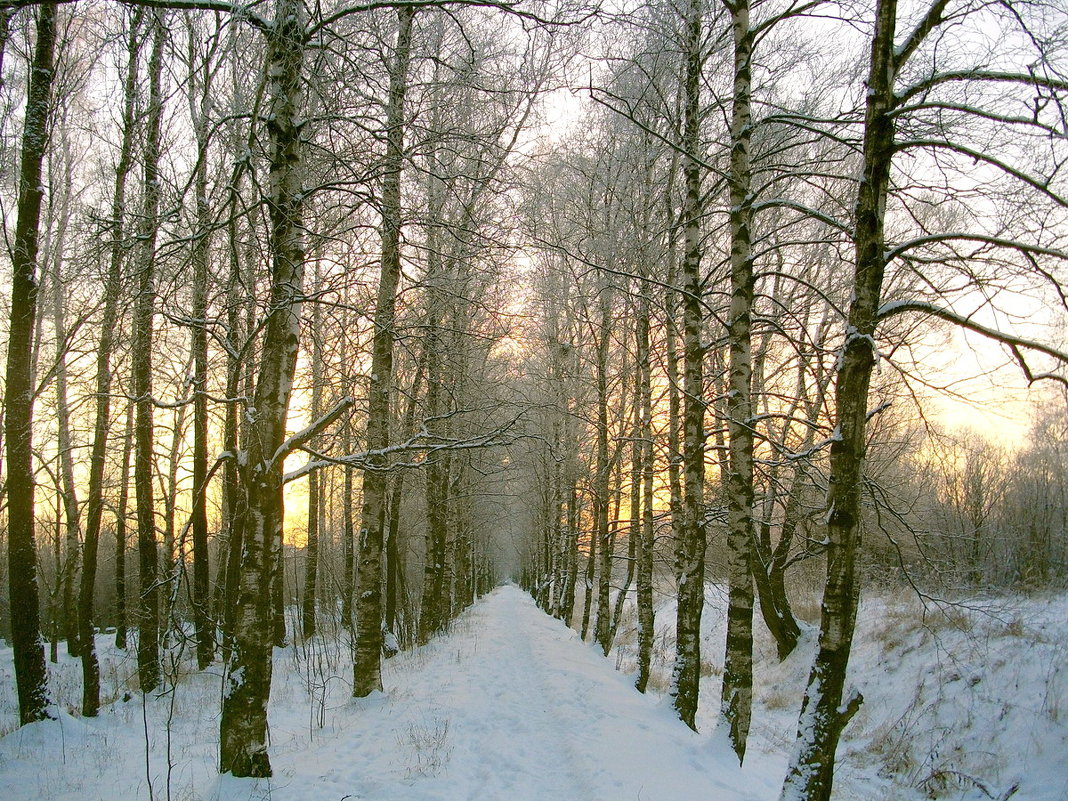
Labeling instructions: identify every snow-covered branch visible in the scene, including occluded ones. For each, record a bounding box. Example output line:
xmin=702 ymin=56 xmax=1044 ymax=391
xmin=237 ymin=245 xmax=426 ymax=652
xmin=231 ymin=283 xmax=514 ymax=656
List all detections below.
xmin=270 ymin=397 xmax=354 ymax=468
xmin=282 ymin=427 xmax=513 ymax=483
xmin=884 ymin=233 xmax=1068 ymax=264
xmin=896 ymin=69 xmax=1068 ymax=105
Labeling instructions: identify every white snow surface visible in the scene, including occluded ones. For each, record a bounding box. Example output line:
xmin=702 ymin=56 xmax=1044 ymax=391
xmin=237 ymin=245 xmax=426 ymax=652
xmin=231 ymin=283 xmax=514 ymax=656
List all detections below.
xmin=0 ymin=586 xmax=776 ymax=801
xmin=1 ymin=584 xmax=1066 ymax=801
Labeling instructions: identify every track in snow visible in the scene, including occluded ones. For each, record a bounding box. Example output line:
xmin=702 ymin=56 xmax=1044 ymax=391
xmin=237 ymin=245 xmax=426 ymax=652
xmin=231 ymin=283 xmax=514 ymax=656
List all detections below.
xmin=245 ymin=585 xmax=776 ymax=801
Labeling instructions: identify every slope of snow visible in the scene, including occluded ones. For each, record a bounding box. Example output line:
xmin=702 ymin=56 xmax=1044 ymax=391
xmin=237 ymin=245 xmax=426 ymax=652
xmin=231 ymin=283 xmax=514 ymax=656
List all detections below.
xmin=0 ymin=586 xmax=777 ymax=801
xmin=611 ymin=585 xmax=1068 ymax=801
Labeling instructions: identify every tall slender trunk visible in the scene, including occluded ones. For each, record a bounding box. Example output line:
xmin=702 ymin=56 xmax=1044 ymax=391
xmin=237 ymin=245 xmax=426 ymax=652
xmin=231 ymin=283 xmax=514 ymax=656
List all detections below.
xmin=419 ymin=185 xmax=449 ymax=643
xmin=634 ymin=279 xmax=655 ymax=693
xmin=4 ymin=1 xmax=57 ymax=726
xmin=80 ymin=7 xmax=141 ymax=714
xmin=51 ymin=171 xmax=81 ymax=660
xmin=219 ymin=0 xmax=307 ymax=776
xmin=354 ymin=5 xmax=415 ymax=698
xmin=593 ymin=294 xmax=614 ymax=655
xmin=670 ymin=0 xmax=707 ymax=731
xmin=301 ymin=270 xmax=324 ymax=640
xmin=342 ymin=421 xmax=356 ymax=629
xmin=721 ymin=0 xmax=755 ymax=760
xmin=219 ymin=187 xmax=248 ymax=660
xmin=420 ymin=346 xmax=449 ymax=641
xmin=384 ymin=348 xmax=426 ymax=643
xmin=161 ymin=377 xmax=189 ymax=634
xmin=115 ymin=396 xmax=134 ymax=649
xmin=562 ymin=479 xmax=579 ymax=626
xmin=188 ymin=25 xmax=214 ymax=669
xmin=579 ymin=507 xmax=596 ymax=641
xmin=611 ymin=381 xmax=641 ymax=642
xmin=132 ymin=14 xmax=166 ymax=694
xmin=780 ymin=0 xmax=912 ymax=796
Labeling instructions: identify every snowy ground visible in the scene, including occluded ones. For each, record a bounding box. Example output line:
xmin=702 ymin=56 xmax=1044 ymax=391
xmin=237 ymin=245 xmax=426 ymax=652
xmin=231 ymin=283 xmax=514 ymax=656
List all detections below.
xmin=0 ymin=584 xmax=1065 ymax=800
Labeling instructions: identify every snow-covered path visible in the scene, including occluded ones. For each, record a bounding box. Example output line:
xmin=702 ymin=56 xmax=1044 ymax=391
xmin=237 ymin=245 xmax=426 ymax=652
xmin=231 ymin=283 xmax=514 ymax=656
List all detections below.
xmin=253 ymin=585 xmax=775 ymax=801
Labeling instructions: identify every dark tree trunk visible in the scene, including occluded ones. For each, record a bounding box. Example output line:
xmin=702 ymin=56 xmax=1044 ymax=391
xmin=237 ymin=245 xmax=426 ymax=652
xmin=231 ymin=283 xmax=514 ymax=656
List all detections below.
xmin=301 ymin=284 xmax=324 ymax=640
xmin=132 ymin=13 xmax=166 ymax=695
xmin=779 ymin=0 xmax=914 ymax=795
xmin=188 ymin=24 xmax=214 ymax=669
xmin=79 ymin=8 xmax=142 ymax=715
xmin=3 ymin=2 xmax=57 ymax=726
xmin=219 ymin=197 xmax=248 ymax=661
xmin=634 ymin=282 xmax=655 ymax=694
xmin=342 ymin=424 xmax=356 ymax=630
xmin=52 ymin=205 xmax=82 ymax=660
xmin=580 ymin=499 xmax=597 ymax=641
xmin=115 ymin=397 xmax=134 ymax=650
xmin=561 ymin=480 xmax=579 ymax=626
xmin=593 ymin=295 xmax=614 ymax=656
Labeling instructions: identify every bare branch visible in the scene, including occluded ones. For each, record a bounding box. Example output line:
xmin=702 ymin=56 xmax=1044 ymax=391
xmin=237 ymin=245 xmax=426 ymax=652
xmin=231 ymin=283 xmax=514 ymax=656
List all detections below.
xmin=877 ymin=299 xmax=1068 ymax=384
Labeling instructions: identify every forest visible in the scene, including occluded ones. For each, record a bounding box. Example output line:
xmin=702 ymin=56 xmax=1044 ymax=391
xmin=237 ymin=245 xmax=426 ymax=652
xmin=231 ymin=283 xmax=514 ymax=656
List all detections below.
xmin=0 ymin=0 xmax=1066 ymax=798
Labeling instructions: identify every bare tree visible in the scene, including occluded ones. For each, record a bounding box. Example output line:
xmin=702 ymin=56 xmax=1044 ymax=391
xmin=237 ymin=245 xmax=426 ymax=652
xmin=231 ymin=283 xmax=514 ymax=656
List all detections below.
xmin=3 ymin=0 xmax=57 ymax=727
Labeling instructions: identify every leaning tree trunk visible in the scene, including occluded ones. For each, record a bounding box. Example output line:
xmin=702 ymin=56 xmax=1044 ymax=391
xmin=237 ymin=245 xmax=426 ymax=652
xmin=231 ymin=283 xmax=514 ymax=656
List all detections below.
xmin=3 ymin=1 xmax=57 ymax=727
xmin=670 ymin=0 xmax=708 ymax=732
xmin=219 ymin=0 xmax=307 ymax=777
xmin=779 ymin=0 xmax=904 ymax=796
xmin=721 ymin=0 xmax=755 ymax=761
xmin=353 ymin=5 xmax=415 ymax=698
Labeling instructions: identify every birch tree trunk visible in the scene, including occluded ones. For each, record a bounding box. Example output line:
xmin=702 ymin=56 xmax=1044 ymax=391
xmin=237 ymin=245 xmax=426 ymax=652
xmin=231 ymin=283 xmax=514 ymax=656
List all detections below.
xmin=721 ymin=0 xmax=755 ymax=760
xmin=353 ymin=5 xmax=415 ymax=698
xmin=3 ymin=0 xmax=57 ymax=726
xmin=593 ymin=292 xmax=614 ymax=656
xmin=219 ymin=0 xmax=307 ymax=775
xmin=779 ymin=0 xmax=905 ymax=795
xmin=634 ymin=277 xmax=655 ymax=693
xmin=669 ymin=0 xmax=707 ymax=731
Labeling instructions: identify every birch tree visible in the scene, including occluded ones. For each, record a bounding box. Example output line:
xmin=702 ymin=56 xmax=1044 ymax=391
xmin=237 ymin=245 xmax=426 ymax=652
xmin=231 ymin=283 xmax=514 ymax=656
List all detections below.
xmin=781 ymin=1 xmax=1068 ymax=797
xmin=3 ymin=0 xmax=57 ymax=726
